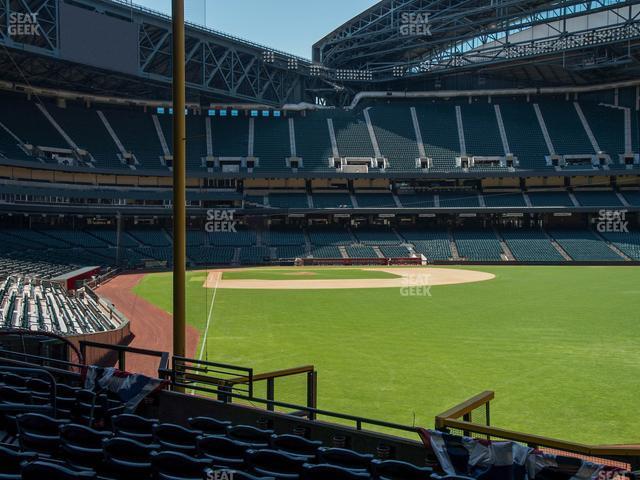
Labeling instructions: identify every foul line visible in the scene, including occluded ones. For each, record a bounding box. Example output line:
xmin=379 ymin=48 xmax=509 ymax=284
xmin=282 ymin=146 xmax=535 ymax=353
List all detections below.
xmin=198 ymin=271 xmax=220 ymax=361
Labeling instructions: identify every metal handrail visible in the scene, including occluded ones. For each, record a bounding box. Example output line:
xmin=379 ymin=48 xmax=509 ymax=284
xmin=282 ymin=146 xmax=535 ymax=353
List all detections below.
xmin=435 ymin=392 xmax=640 ymax=464
xmin=172 ymin=377 xmax=420 ymax=436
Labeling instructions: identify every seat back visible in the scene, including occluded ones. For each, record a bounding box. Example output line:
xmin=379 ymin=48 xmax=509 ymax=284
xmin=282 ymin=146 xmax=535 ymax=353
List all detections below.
xmin=302 ymin=463 xmax=372 ymax=479
xmin=188 ymin=416 xmax=231 ymax=435
xmin=21 ymin=461 xmax=97 ymax=480
xmin=150 ymin=451 xmax=212 ymax=479
xmin=0 ymin=445 xmax=37 ymax=474
xmin=317 ymin=447 xmax=373 ymax=470
xmin=60 ymin=424 xmax=112 ymax=449
xmin=270 ymin=434 xmax=322 ymax=456
xmin=370 ymin=459 xmax=433 ymax=479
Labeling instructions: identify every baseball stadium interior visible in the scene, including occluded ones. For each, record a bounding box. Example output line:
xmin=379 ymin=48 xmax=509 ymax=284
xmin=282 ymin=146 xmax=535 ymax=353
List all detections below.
xmin=0 ymin=0 xmax=640 ymax=478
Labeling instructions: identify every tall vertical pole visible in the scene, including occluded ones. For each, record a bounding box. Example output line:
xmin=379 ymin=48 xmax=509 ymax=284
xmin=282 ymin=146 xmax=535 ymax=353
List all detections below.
xmin=172 ymin=0 xmax=186 ymax=361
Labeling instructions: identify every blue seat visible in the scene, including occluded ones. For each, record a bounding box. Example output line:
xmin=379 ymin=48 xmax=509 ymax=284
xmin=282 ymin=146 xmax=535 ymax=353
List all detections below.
xmin=317 ymin=447 xmax=373 ymax=472
xmin=188 ymin=416 xmax=231 ymax=435
xmin=302 ymin=463 xmax=371 ymax=479
xmin=0 ymin=444 xmax=37 ymax=480
xmin=16 ymin=413 xmax=69 ymax=455
xmin=21 ymin=461 xmax=96 ymax=480
xmin=370 ymin=459 xmax=433 ymax=479
xmin=60 ymin=424 xmax=112 ymax=469
xmin=227 ymin=425 xmax=273 ymax=449
xmin=150 ymin=451 xmax=213 ymax=480
xmin=152 ymin=423 xmax=201 ymax=454
xmin=112 ymin=414 xmax=158 ymax=443
xmin=269 ymin=434 xmax=322 ymax=460
xmin=102 ymin=436 xmax=160 ymax=480
xmin=197 ymin=435 xmax=249 ymax=468
xmin=245 ymin=449 xmax=306 ymax=479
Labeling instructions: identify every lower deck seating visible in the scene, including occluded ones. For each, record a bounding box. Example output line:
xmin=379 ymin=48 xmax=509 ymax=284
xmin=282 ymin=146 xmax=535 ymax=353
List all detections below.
xmin=345 ymin=246 xmax=379 ymax=258
xmin=0 ymin=276 xmax=122 ymax=335
xmin=353 ymin=228 xmax=400 ymax=245
xmin=403 ymin=228 xmax=452 ymax=261
xmin=379 ymin=246 xmax=412 ymax=258
xmin=500 ymin=229 xmax=566 ymax=262
xmin=438 ymin=193 xmax=479 ymax=208
xmin=312 ymin=193 xmax=353 ymax=209
xmin=309 ymin=246 xmax=342 ymax=258
xmin=601 ymin=230 xmax=640 ymax=260
xmin=549 ymin=229 xmax=624 ymax=261
xmin=453 ymin=229 xmax=503 ymax=261
xmin=527 ymin=191 xmax=574 ymax=207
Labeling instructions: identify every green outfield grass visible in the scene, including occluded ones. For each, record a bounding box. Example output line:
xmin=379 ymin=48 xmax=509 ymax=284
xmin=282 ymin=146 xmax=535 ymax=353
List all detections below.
xmin=221 ymin=268 xmax=401 ymax=281
xmin=133 ymin=266 xmax=640 ymax=444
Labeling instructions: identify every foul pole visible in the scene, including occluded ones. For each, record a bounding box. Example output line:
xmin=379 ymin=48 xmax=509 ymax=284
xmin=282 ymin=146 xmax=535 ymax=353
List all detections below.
xmin=172 ymin=0 xmax=186 ymax=360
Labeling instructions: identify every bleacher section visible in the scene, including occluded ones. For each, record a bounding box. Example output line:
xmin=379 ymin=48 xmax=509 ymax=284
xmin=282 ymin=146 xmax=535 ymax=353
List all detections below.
xmin=332 ymin=111 xmax=375 ymax=158
xmin=454 ymin=229 xmax=503 ymax=261
xmin=211 ymin=116 xmax=249 ymax=158
xmin=345 ymin=246 xmax=378 ymax=258
xmin=0 ymin=92 xmax=635 ymax=175
xmin=499 ymin=102 xmax=548 ymax=169
xmin=369 ymin=105 xmax=420 ymax=171
xmin=439 ymin=192 xmax=480 ymax=208
xmin=312 ymin=193 xmax=353 ymax=209
xmin=353 ymin=228 xmax=401 ymax=245
xmin=574 ymin=190 xmax=624 ymax=207
xmin=538 ymin=102 xmax=592 ymax=156
xmin=527 ymin=191 xmax=574 ymax=207
xmin=308 ymin=227 xmax=352 ymax=246
xmin=102 ymin=107 xmax=163 ymax=170
xmin=294 ymin=111 xmax=333 ymax=172
xmin=500 ymin=229 xmax=566 ymax=262
xmin=379 ymin=245 xmax=412 ymax=258
xmin=483 ymin=193 xmax=526 ymax=208
xmin=461 ymin=104 xmax=504 ymax=158
xmin=0 ymin=276 xmax=123 ymax=335
xmin=601 ymin=230 xmax=640 ymax=260
xmin=397 ymin=193 xmax=435 ymax=208
xmin=549 ymin=229 xmax=624 ymax=261
xmin=268 ymin=193 xmax=309 ymax=209
xmin=414 ymin=104 xmax=461 ymax=170
xmin=399 ymin=229 xmax=452 ymax=261
xmin=49 ymin=103 xmax=124 ymax=170
xmin=0 ymin=223 xmax=634 ymax=269
xmin=355 ymin=192 xmax=397 ymax=208
xmin=253 ymin=116 xmax=290 ymax=172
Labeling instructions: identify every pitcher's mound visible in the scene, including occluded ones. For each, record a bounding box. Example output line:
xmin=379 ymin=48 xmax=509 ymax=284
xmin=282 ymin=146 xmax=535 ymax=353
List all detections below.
xmin=204 ymin=268 xmax=494 ymax=290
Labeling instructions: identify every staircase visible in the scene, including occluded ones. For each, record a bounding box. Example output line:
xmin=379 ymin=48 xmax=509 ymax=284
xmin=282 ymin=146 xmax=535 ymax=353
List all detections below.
xmin=493 ymin=228 xmax=515 ymax=261
xmin=448 ymin=230 xmax=461 ymax=260
xmin=544 ymin=230 xmax=572 ymax=261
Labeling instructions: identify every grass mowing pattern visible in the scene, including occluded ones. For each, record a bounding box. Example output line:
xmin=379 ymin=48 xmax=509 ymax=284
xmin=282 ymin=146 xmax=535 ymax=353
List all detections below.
xmin=222 ymin=268 xmax=401 ymax=281
xmin=133 ymin=266 xmax=640 ymax=444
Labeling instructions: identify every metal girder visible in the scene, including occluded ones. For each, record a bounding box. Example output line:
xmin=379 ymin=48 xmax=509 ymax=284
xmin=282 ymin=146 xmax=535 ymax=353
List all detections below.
xmin=0 ymin=0 xmax=317 ymax=105
xmin=0 ymin=0 xmax=57 ymax=52
xmin=314 ymin=0 xmax=640 ymax=72
xmin=136 ymin=20 xmax=308 ymax=105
